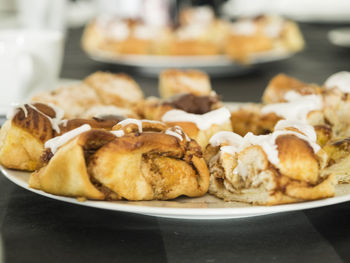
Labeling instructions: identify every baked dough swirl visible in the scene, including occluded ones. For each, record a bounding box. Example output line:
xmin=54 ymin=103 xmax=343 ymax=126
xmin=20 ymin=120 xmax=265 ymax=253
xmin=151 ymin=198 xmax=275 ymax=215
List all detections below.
xmin=30 ymin=120 xmax=209 ymax=201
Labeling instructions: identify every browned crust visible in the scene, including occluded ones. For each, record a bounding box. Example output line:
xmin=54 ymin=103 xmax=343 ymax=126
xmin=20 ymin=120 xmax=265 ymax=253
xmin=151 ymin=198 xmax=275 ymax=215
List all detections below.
xmin=58 ymin=117 xmax=122 ymax=135
xmin=276 ymin=134 xmax=320 ymax=184
xmin=262 ymin=74 xmax=321 ymax=104
xmin=12 ymin=103 xmax=56 ymax=143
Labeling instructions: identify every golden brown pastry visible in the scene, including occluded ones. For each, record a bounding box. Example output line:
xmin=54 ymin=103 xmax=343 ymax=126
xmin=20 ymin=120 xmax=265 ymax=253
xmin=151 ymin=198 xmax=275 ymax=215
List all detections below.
xmin=84 ymin=71 xmax=144 ymax=108
xmin=30 ymin=128 xmax=118 ymax=200
xmin=262 ymin=73 xmax=321 ymax=104
xmin=205 ymin=120 xmax=335 ymax=205
xmin=161 ymin=107 xmax=232 ymax=149
xmin=139 ymin=93 xmax=222 ymax=121
xmin=0 ymin=102 xmax=127 ymax=171
xmin=261 ymin=72 xmax=350 ymax=138
xmin=32 ymin=83 xmax=101 ymax=119
xmin=226 ymin=15 xmax=304 ymax=63
xmin=0 ymin=103 xmax=61 ymax=171
xmin=80 ymin=105 xmax=139 ymax=119
xmin=31 ymin=120 xmax=209 ymax=200
xmin=82 ymin=17 xmax=172 ymax=55
xmin=159 ymin=69 xmax=212 ymax=99
xmin=322 ymin=137 xmax=350 ymax=183
xmin=230 ymin=103 xmax=281 ymax=136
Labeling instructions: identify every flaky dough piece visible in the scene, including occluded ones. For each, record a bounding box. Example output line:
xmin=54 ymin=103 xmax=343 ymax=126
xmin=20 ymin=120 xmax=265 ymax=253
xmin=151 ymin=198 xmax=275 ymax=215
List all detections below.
xmin=206 ymin=132 xmax=335 ymax=205
xmin=30 ymin=121 xmax=209 ymax=201
xmin=0 ymin=104 xmax=57 ymax=171
xmin=84 ymin=71 xmax=144 ymax=107
xmin=262 ymin=74 xmax=321 ymax=104
xmin=32 ymin=83 xmax=101 ymax=119
xmin=159 ymin=69 xmax=212 ymax=99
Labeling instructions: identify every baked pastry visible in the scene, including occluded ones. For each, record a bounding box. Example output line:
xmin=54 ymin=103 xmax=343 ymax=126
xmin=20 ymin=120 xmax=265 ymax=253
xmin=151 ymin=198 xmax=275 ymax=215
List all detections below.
xmin=205 ymin=120 xmax=335 ymax=205
xmin=32 ymin=72 xmax=141 ymax=119
xmin=80 ymin=105 xmax=139 ymax=119
xmin=159 ymin=69 xmax=212 ymax=99
xmin=262 ymin=72 xmax=350 ymax=138
xmin=84 ymin=71 xmax=144 ymax=108
xmin=262 ymin=74 xmax=321 ymax=104
xmin=230 ymin=103 xmax=281 ymax=136
xmin=226 ymin=15 xmax=304 ymax=62
xmin=31 ymin=120 xmax=210 ymax=200
xmin=139 ymin=93 xmax=221 ymax=121
xmin=0 ymin=103 xmax=63 ymax=171
xmin=161 ymin=107 xmax=232 ymax=149
xmin=82 ymin=16 xmax=172 ymax=55
xmin=30 ymin=127 xmax=118 ymax=200
xmin=31 ymin=83 xmax=101 ymax=119
xmin=323 ymin=137 xmax=350 ymax=183
xmin=0 ymin=102 xmax=126 ymax=171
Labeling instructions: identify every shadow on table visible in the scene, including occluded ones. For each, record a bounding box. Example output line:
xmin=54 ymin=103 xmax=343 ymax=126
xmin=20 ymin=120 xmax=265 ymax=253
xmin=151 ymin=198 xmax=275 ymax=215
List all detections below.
xmin=1 ymin=185 xmax=349 ymax=263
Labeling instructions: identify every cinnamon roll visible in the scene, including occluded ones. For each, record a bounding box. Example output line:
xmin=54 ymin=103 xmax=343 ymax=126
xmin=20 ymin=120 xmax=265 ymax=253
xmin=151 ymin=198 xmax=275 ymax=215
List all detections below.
xmin=0 ymin=103 xmax=63 ymax=171
xmin=30 ymin=120 xmax=209 ymax=201
xmin=0 ymin=103 xmax=123 ymax=171
xmin=205 ymin=120 xmax=335 ymax=205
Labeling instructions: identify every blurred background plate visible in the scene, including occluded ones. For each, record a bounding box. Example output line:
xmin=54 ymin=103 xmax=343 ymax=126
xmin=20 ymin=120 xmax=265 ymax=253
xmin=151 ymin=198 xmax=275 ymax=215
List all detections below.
xmin=328 ymin=28 xmax=350 ymax=48
xmin=87 ymin=48 xmax=295 ymax=77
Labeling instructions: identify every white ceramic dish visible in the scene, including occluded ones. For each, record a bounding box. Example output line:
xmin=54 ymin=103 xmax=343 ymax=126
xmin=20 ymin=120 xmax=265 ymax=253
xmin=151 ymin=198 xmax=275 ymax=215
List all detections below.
xmin=87 ymin=48 xmax=295 ymax=77
xmin=2 ymin=167 xmax=350 ymax=220
xmin=328 ymin=28 xmax=350 ymax=48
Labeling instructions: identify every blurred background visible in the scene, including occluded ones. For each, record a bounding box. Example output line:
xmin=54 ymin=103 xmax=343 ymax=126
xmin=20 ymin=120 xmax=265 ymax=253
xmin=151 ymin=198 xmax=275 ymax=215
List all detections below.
xmin=0 ymin=0 xmax=350 ymax=102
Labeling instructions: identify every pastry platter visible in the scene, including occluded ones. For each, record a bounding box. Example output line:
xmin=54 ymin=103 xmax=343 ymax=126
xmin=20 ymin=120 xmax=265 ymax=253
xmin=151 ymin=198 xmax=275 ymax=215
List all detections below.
xmin=2 ymin=166 xmax=350 ymax=220
xmin=87 ymin=48 xmax=295 ymax=77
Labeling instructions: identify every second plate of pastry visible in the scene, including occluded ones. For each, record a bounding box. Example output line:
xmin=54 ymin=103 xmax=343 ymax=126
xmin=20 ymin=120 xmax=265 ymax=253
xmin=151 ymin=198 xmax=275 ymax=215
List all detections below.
xmin=82 ymin=9 xmax=304 ymax=76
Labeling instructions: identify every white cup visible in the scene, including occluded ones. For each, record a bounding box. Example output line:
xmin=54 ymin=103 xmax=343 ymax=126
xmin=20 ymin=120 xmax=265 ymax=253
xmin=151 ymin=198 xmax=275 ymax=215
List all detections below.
xmin=0 ymin=29 xmax=64 ymax=114
xmin=16 ymin=0 xmax=67 ymax=32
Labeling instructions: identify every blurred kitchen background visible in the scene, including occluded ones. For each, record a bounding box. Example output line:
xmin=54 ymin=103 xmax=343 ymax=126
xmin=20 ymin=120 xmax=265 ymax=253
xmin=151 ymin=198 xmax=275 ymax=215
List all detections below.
xmin=0 ymin=0 xmax=350 ymax=102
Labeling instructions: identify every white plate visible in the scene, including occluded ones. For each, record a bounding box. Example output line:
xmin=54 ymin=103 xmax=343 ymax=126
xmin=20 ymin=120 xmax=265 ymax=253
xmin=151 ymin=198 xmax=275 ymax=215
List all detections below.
xmin=2 ymin=166 xmax=350 ymax=220
xmin=87 ymin=48 xmax=295 ymax=77
xmin=328 ymin=28 xmax=350 ymax=48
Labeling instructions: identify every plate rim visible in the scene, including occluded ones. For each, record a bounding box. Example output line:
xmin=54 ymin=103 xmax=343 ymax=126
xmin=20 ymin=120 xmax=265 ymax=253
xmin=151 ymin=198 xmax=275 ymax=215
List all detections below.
xmin=86 ymin=48 xmax=295 ymax=68
xmin=2 ymin=166 xmax=350 ymax=220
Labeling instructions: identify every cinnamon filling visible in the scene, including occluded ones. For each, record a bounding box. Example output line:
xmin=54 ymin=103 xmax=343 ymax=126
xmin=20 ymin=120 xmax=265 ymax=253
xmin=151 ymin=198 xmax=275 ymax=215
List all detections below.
xmin=163 ymin=93 xmax=219 ymax=114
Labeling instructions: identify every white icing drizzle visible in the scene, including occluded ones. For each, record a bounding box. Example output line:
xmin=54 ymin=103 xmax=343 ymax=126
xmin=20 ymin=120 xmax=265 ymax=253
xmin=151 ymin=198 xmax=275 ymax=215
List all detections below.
xmin=191 ymin=6 xmax=214 ymax=25
xmin=6 ymin=103 xmax=28 ymax=119
xmin=27 ymin=104 xmax=63 ymax=133
xmin=45 ymin=124 xmax=91 ymax=154
xmin=165 ymin=130 xmax=183 ymax=141
xmin=134 ymin=25 xmax=158 ymax=40
xmin=178 ymin=75 xmax=209 ymax=92
xmin=324 ymin=71 xmax=350 ymax=93
xmin=274 ymin=119 xmax=317 ymax=142
xmin=116 ymin=119 xmax=164 ymax=133
xmin=212 ymin=121 xmax=320 ymax=165
xmin=231 ymin=20 xmax=257 ymax=35
xmin=164 ymin=126 xmax=190 ymax=142
xmin=108 ymin=21 xmax=130 ymax=41
xmin=209 ymin=131 xmax=243 ymax=147
xmin=263 ymin=16 xmax=284 ymax=38
xmin=117 ymin=119 xmax=143 ymax=133
xmin=261 ymin=91 xmax=323 ymax=122
xmin=176 ymin=24 xmax=206 ymax=40
xmin=6 ymin=103 xmax=66 ymax=133
xmin=110 ymin=130 xmax=125 ymax=137
xmin=61 ymin=119 xmax=68 ymax=127
xmin=161 ymin=107 xmax=231 ymax=130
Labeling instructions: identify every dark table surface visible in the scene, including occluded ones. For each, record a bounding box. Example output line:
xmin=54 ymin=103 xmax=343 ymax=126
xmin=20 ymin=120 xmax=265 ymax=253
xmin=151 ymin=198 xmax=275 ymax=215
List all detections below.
xmin=1 ymin=23 xmax=350 ymax=263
